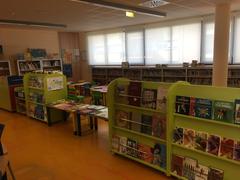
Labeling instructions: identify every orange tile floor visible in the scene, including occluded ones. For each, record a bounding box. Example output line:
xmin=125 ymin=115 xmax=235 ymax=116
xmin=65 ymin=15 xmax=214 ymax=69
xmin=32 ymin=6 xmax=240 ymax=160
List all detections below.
xmin=0 ymin=110 xmax=171 ymax=180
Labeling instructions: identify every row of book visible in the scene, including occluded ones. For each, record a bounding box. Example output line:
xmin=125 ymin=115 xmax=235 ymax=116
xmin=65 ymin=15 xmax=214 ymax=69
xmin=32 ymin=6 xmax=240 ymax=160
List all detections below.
xmin=117 ymin=82 xmax=167 ymax=111
xmin=116 ymin=110 xmax=166 ymax=139
xmin=19 ymin=62 xmax=41 ymax=71
xmin=176 ymin=96 xmax=240 ymax=124
xmin=42 ymin=60 xmax=60 ymax=67
xmin=112 ymin=135 xmax=166 ymax=169
xmin=172 ymin=154 xmax=224 ymax=180
xmin=28 ymin=92 xmax=44 ymax=103
xmin=173 ymin=127 xmax=240 ymax=161
xmin=28 ymin=76 xmax=43 ymax=88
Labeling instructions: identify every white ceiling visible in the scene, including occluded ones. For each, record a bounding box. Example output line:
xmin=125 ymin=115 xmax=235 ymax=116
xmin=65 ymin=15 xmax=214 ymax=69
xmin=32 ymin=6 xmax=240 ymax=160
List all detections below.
xmin=0 ymin=0 xmax=240 ymax=32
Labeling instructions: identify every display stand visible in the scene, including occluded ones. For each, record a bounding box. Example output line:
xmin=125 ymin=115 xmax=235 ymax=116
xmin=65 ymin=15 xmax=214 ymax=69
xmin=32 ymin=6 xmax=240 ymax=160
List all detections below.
xmin=24 ymin=72 xmax=67 ymax=123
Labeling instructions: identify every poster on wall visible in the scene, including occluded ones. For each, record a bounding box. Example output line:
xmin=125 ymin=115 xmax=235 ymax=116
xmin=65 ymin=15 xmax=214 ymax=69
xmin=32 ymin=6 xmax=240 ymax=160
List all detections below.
xmin=47 ymin=76 xmax=64 ymax=91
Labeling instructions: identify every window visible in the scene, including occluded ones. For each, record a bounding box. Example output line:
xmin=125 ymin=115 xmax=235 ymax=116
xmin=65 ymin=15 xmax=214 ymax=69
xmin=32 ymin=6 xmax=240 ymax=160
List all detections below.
xmin=234 ymin=16 xmax=240 ymax=63
xmin=172 ymin=23 xmax=201 ymax=64
xmin=202 ymin=22 xmax=215 ymax=63
xmin=126 ymin=31 xmax=144 ymax=65
xmin=88 ymin=34 xmax=106 ymax=65
xmin=145 ymin=27 xmax=171 ymax=65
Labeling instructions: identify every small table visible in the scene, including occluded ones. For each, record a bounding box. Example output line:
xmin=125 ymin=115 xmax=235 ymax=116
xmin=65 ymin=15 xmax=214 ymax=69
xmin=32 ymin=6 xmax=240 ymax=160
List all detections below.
xmin=90 ymin=85 xmax=108 ymax=105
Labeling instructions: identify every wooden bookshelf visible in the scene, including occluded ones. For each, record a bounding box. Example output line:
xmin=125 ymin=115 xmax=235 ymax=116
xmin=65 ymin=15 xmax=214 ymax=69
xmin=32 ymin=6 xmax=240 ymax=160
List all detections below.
xmin=0 ymin=60 xmax=11 ymax=76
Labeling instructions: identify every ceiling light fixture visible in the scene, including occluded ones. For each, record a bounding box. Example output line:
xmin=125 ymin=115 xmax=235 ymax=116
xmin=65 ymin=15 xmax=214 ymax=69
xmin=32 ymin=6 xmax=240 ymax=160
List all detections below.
xmin=140 ymin=0 xmax=169 ymax=8
xmin=126 ymin=11 xmax=135 ymax=18
xmin=70 ymin=0 xmax=166 ymax=18
xmin=0 ymin=19 xmax=67 ymax=28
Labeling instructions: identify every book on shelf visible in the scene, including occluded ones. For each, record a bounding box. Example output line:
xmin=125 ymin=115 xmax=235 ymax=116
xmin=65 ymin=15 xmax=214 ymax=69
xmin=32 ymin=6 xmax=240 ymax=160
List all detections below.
xmin=208 ymin=167 xmax=224 ymax=180
xmin=126 ymin=138 xmax=138 ymax=158
xmin=119 ymin=136 xmax=128 ymax=154
xmin=189 ymin=97 xmax=196 ymax=116
xmin=233 ymin=141 xmax=240 ymax=161
xmin=152 ymin=143 xmax=166 ymax=169
xmin=130 ymin=112 xmax=142 ymax=132
xmin=112 ymin=135 xmax=120 ymax=152
xmin=207 ymin=135 xmax=221 ymax=156
xmin=141 ymin=114 xmax=152 ymax=136
xmin=234 ymin=99 xmax=240 ymax=124
xmin=195 ymin=164 xmax=209 ymax=180
xmin=156 ymin=87 xmax=167 ymax=112
xmin=141 ymin=88 xmax=157 ymax=109
xmin=195 ymin=98 xmax=212 ymax=119
xmin=116 ymin=84 xmax=128 ymax=104
xmin=213 ymin=101 xmax=234 ymax=123
xmin=173 ymin=127 xmax=184 ymax=145
xmin=115 ymin=110 xmax=131 ymax=129
xmin=194 ymin=131 xmax=208 ymax=152
xmin=219 ymin=137 xmax=234 ymax=159
xmin=128 ymin=81 xmax=142 ymax=106
xmin=183 ymin=128 xmax=195 ymax=149
xmin=171 ymin=154 xmax=184 ymax=176
xmin=152 ymin=114 xmax=166 ymax=139
xmin=138 ymin=143 xmax=153 ymax=163
xmin=175 ymin=96 xmax=190 ymax=115
xmin=183 ymin=157 xmax=197 ymax=180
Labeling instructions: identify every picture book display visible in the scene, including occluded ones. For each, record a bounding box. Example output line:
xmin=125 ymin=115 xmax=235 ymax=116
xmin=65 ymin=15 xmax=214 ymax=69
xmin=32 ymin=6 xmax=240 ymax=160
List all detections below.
xmin=115 ymin=110 xmax=131 ymax=129
xmin=152 ymin=114 xmax=166 ymax=139
xmin=234 ymin=99 xmax=240 ymax=124
xmin=152 ymin=143 xmax=166 ymax=169
xmin=233 ymin=141 xmax=240 ymax=161
xmin=141 ymin=88 xmax=157 ymax=109
xmin=183 ymin=157 xmax=197 ymax=180
xmin=194 ymin=131 xmax=208 ymax=152
xmin=128 ymin=81 xmax=142 ymax=106
xmin=171 ymin=154 xmax=184 ymax=176
xmin=156 ymin=87 xmax=168 ymax=112
xmin=208 ymin=167 xmax=224 ymax=180
xmin=175 ymin=96 xmax=190 ymax=115
xmin=173 ymin=127 xmax=183 ymax=145
xmin=183 ymin=129 xmax=195 ymax=149
xmin=195 ymin=98 xmax=212 ymax=119
xmin=138 ymin=144 xmax=153 ymax=163
xmin=195 ymin=164 xmax=209 ymax=180
xmin=130 ymin=112 xmax=142 ymax=132
xmin=189 ymin=97 xmax=196 ymax=116
xmin=141 ymin=114 xmax=152 ymax=135
xmin=213 ymin=101 xmax=234 ymax=123
xmin=126 ymin=138 xmax=138 ymax=158
xmin=207 ymin=135 xmax=221 ymax=156
xmin=220 ymin=138 xmax=234 ymax=159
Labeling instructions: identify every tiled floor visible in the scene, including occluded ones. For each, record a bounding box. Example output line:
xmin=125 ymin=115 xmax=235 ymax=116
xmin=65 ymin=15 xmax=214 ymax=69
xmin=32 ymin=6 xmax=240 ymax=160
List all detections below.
xmin=0 ymin=110 xmax=170 ymax=180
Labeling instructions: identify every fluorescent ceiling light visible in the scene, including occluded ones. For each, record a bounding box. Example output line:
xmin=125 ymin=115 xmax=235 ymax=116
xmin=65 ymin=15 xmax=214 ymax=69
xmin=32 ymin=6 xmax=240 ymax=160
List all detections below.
xmin=0 ymin=19 xmax=67 ymax=28
xmin=70 ymin=0 xmax=166 ymax=18
xmin=126 ymin=11 xmax=135 ymax=18
xmin=140 ymin=0 xmax=169 ymax=8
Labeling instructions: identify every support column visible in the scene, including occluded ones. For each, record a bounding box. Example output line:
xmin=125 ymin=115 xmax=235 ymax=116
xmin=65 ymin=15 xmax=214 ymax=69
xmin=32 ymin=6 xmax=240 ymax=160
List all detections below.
xmin=212 ymin=3 xmax=231 ymax=87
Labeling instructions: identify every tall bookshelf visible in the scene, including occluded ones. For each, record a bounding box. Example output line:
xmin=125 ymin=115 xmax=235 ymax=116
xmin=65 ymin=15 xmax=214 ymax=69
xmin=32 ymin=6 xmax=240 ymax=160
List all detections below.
xmin=24 ymin=72 xmax=67 ymax=123
xmin=0 ymin=60 xmax=11 ymax=76
xmin=42 ymin=59 xmax=62 ymax=72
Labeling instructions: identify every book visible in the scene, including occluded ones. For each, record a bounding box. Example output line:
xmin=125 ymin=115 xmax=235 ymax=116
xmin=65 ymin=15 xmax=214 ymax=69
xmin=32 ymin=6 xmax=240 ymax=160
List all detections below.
xmin=173 ymin=127 xmax=184 ymax=145
xmin=156 ymin=87 xmax=168 ymax=112
xmin=128 ymin=81 xmax=142 ymax=106
xmin=213 ymin=101 xmax=234 ymax=123
xmin=130 ymin=112 xmax=142 ymax=132
xmin=220 ymin=137 xmax=234 ymax=159
xmin=115 ymin=110 xmax=131 ymax=129
xmin=112 ymin=135 xmax=120 ymax=152
xmin=195 ymin=164 xmax=209 ymax=180
xmin=116 ymin=84 xmax=128 ymax=104
xmin=207 ymin=135 xmax=221 ymax=156
xmin=141 ymin=88 xmax=157 ymax=109
xmin=126 ymin=138 xmax=138 ymax=158
xmin=175 ymin=96 xmax=190 ymax=115
xmin=234 ymin=99 xmax=240 ymax=124
xmin=183 ymin=128 xmax=195 ymax=149
xmin=195 ymin=98 xmax=212 ymax=119
xmin=171 ymin=154 xmax=184 ymax=176
xmin=183 ymin=157 xmax=197 ymax=180
xmin=208 ymin=167 xmax=224 ymax=180
xmin=138 ymin=144 xmax=153 ymax=163
xmin=152 ymin=143 xmax=166 ymax=169
xmin=189 ymin=97 xmax=196 ymax=116
xmin=152 ymin=114 xmax=166 ymax=139
xmin=141 ymin=114 xmax=152 ymax=135
xmin=233 ymin=141 xmax=240 ymax=161
xmin=119 ymin=136 xmax=127 ymax=154
xmin=194 ymin=131 xmax=208 ymax=152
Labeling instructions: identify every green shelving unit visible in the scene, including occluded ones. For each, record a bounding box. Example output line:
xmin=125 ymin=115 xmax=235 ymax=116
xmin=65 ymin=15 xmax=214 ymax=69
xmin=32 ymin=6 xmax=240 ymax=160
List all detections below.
xmin=24 ymin=72 xmax=67 ymax=123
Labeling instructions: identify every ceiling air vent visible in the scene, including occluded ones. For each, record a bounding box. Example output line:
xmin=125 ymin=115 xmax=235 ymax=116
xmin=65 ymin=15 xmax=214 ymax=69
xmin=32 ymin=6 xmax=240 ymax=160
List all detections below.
xmin=140 ymin=0 xmax=169 ymax=8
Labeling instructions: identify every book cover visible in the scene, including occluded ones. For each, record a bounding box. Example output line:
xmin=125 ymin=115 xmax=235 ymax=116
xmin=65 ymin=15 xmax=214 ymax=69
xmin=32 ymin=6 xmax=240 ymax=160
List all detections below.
xmin=175 ymin=96 xmax=190 ymax=115
xmin=183 ymin=128 xmax=195 ymax=149
xmin=234 ymin=99 xmax=240 ymax=124
xmin=126 ymin=138 xmax=138 ymax=158
xmin=189 ymin=97 xmax=196 ymax=116
xmin=141 ymin=114 xmax=152 ymax=135
xmin=138 ymin=144 xmax=153 ymax=163
xmin=233 ymin=141 xmax=240 ymax=161
xmin=128 ymin=81 xmax=142 ymax=106
xmin=183 ymin=157 xmax=197 ymax=180
xmin=152 ymin=114 xmax=166 ymax=140
xmin=115 ymin=110 xmax=131 ymax=129
xmin=119 ymin=136 xmax=127 ymax=154
xmin=152 ymin=143 xmax=166 ymax=169
xmin=195 ymin=98 xmax=212 ymax=119
xmin=220 ymin=137 xmax=234 ymax=159
xmin=194 ymin=131 xmax=208 ymax=152
xmin=207 ymin=135 xmax=221 ymax=156
xmin=112 ymin=135 xmax=120 ymax=152
xmin=156 ymin=87 xmax=168 ymax=112
xmin=130 ymin=112 xmax=142 ymax=132
xmin=173 ymin=127 xmax=184 ymax=145
xmin=213 ymin=101 xmax=234 ymax=123
xmin=195 ymin=164 xmax=209 ymax=180
xmin=141 ymin=88 xmax=157 ymax=109
xmin=171 ymin=154 xmax=184 ymax=176
xmin=116 ymin=84 xmax=128 ymax=104
xmin=208 ymin=167 xmax=224 ymax=180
